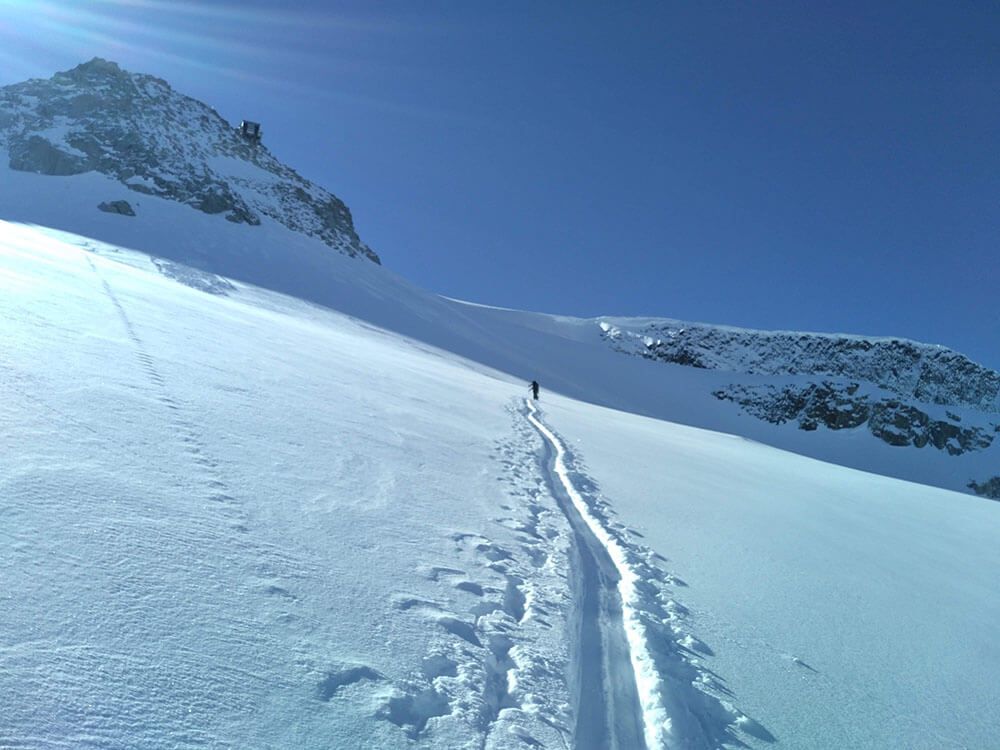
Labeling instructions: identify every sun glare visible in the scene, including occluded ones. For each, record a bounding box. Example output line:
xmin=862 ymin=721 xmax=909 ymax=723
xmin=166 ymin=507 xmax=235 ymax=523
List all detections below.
xmin=0 ymin=0 xmax=389 ymax=91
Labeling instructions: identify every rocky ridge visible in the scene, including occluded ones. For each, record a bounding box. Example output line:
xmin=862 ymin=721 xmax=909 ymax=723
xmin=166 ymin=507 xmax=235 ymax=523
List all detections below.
xmin=712 ymin=382 xmax=995 ymax=455
xmin=599 ymin=320 xmax=1000 ymax=498
xmin=599 ymin=320 xmax=1000 ymax=412
xmin=0 ymin=58 xmax=379 ymax=263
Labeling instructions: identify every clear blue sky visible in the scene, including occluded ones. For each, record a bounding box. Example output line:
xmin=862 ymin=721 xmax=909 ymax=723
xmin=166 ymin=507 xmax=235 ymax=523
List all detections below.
xmin=2 ymin=1 xmax=997 ymax=367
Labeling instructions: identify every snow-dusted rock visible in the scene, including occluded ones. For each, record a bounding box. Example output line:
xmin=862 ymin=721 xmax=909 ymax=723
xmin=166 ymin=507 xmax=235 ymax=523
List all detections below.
xmin=97 ymin=199 xmax=135 ymax=216
xmin=713 ymin=381 xmax=994 ymax=455
xmin=600 ymin=319 xmax=1000 ymax=462
xmin=0 ymin=58 xmax=379 ymax=263
xmin=600 ymin=320 xmax=1000 ymax=411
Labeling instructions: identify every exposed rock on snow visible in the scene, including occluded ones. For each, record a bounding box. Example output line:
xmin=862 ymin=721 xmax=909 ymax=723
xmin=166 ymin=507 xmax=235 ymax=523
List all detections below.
xmin=601 ymin=319 xmax=1000 ymax=463
xmin=600 ymin=321 xmax=1000 ymax=412
xmin=968 ymin=476 xmax=1000 ymax=500
xmin=98 ymin=199 xmax=135 ymax=216
xmin=9 ymin=134 xmax=90 ymax=175
xmin=713 ymin=382 xmax=994 ymax=454
xmin=0 ymin=58 xmax=379 ymax=263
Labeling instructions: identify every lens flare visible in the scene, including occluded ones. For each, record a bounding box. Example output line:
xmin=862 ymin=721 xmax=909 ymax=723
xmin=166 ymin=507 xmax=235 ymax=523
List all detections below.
xmin=0 ymin=1 xmax=456 ymax=123
xmin=0 ymin=0 xmax=394 ymax=87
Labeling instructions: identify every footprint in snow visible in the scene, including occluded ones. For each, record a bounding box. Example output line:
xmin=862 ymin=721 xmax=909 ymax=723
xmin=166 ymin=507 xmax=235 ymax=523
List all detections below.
xmin=377 ymin=685 xmax=452 ymax=739
xmin=455 ymin=581 xmax=484 ymax=596
xmin=316 ymin=663 xmax=384 ymax=701
xmin=437 ymin=616 xmax=481 ymax=647
xmin=391 ymin=595 xmax=443 ymax=612
xmin=423 ymin=565 xmax=466 ymax=582
xmin=421 ymin=654 xmax=458 ymax=680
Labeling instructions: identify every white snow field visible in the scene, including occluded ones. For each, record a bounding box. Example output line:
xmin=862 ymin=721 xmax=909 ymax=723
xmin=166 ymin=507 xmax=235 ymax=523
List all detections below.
xmin=2 ymin=217 xmax=1000 ymax=749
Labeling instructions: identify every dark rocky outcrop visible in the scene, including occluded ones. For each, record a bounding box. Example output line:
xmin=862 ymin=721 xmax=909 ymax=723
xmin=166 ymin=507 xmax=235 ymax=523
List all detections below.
xmin=967 ymin=477 xmax=1000 ymax=501
xmin=867 ymin=401 xmax=992 ymax=454
xmin=9 ymin=135 xmax=91 ymax=175
xmin=98 ymin=200 xmax=135 ymax=216
xmin=601 ymin=322 xmax=1000 ymax=413
xmin=713 ymin=382 xmax=994 ymax=455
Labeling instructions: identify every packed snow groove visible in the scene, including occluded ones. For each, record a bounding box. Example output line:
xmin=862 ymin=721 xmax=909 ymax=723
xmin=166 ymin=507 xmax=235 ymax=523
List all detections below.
xmin=529 ymin=410 xmax=646 ymax=748
xmin=524 ymin=401 xmax=667 ymax=750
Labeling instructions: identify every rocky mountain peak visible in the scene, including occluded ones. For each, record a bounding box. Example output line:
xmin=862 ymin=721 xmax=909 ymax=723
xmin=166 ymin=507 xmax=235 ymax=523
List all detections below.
xmin=0 ymin=59 xmax=379 ymax=263
xmin=63 ymin=57 xmax=130 ymax=81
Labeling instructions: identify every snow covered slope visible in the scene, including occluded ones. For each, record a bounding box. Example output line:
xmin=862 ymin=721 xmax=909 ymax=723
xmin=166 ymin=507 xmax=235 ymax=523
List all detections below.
xmin=1 ymin=222 xmax=576 ymax=749
xmin=4 ymin=59 xmax=999 ymax=750
xmin=549 ymin=399 xmax=1000 ymax=750
xmin=3 ymin=60 xmax=997 ymax=501
xmin=442 ymin=303 xmax=1000 ymax=501
xmin=3 ymin=222 xmax=999 ymax=749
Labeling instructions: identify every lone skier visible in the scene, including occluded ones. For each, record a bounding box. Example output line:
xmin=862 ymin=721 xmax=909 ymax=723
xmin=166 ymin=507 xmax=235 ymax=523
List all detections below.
xmin=530 ymin=380 xmax=540 ymax=400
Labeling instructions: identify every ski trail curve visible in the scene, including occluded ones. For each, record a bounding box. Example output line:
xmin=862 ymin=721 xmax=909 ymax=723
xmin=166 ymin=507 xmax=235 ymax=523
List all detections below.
xmin=524 ymin=400 xmax=668 ymax=750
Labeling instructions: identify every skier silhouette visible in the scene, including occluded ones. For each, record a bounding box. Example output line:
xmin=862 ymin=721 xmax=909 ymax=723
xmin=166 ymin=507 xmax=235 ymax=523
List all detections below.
xmin=530 ymin=380 xmax=540 ymax=400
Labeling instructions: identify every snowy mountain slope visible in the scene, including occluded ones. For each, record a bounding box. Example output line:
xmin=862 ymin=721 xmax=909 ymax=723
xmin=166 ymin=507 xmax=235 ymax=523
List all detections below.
xmin=5 ymin=145 xmax=998 ymax=501
xmin=1 ymin=223 xmax=576 ymax=749
xmin=3 ymin=60 xmax=997 ymax=501
xmin=0 ymin=58 xmax=378 ymax=262
xmin=548 ymin=399 xmax=1000 ymax=750
xmin=3 ymin=222 xmax=999 ymax=750
xmin=442 ymin=302 xmax=1000 ymax=501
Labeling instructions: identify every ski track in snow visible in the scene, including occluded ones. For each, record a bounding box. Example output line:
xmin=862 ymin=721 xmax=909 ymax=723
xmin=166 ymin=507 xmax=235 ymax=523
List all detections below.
xmin=526 ymin=402 xmax=647 ymax=749
xmin=10 ymin=240 xmax=767 ymax=749
xmin=523 ymin=400 xmax=773 ymax=750
xmin=72 ymin=249 xmax=768 ymax=750
xmin=524 ymin=401 xmax=653 ymax=749
xmin=345 ymin=394 xmax=772 ymax=749
xmin=84 ymin=252 xmax=247 ymax=532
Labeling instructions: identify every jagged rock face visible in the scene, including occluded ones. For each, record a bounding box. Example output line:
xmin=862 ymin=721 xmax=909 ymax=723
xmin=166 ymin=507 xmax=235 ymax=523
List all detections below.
xmin=600 ymin=321 xmax=1000 ymax=412
xmin=0 ymin=58 xmax=379 ymax=264
xmin=600 ymin=320 xmax=1000 ymax=458
xmin=714 ymin=382 xmax=994 ymax=455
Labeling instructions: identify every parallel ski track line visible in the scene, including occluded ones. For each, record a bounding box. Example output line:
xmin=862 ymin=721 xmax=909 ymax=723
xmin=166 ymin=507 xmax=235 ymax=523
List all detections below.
xmin=525 ymin=400 xmax=669 ymax=750
xmin=83 ymin=252 xmax=245 ymax=521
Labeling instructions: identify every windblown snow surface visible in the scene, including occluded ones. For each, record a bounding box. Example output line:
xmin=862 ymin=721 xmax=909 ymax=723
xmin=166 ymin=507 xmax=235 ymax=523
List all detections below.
xmin=3 ymin=219 xmax=999 ymax=749
xmin=3 ymin=164 xmax=1000 ymax=750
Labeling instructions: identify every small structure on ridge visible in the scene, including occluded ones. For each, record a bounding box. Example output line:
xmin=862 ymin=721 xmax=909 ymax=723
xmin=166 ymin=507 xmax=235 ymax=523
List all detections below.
xmin=239 ymin=120 xmax=262 ymax=144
